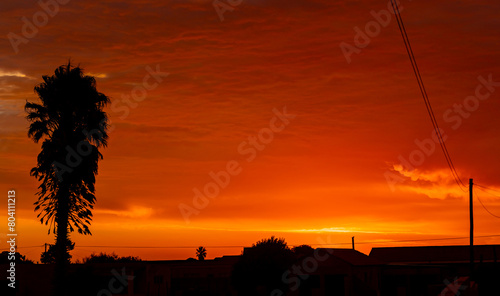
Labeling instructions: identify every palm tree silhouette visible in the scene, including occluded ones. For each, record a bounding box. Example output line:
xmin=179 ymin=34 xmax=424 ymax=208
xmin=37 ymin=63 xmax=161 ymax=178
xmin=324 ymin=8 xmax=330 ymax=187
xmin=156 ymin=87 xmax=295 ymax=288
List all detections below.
xmin=25 ymin=62 xmax=110 ymax=295
xmin=196 ymin=246 xmax=207 ymax=261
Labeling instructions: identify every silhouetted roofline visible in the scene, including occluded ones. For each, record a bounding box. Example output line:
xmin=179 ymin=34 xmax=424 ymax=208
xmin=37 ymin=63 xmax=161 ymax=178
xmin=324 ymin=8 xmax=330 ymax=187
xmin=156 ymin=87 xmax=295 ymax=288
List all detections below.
xmin=370 ymin=244 xmax=500 ymax=264
xmin=316 ymin=248 xmax=384 ymax=266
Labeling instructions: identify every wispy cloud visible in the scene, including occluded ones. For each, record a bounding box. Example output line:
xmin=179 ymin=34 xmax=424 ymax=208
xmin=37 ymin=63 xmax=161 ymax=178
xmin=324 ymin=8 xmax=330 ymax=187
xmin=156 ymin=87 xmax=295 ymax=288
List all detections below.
xmin=391 ymin=165 xmax=466 ymax=200
xmin=95 ymin=206 xmax=154 ymax=218
xmin=0 ymin=70 xmax=30 ymax=78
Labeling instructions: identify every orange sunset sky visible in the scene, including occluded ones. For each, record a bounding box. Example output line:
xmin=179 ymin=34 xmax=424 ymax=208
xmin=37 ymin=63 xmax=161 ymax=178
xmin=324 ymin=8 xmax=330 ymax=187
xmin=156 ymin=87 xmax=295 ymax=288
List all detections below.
xmin=1 ymin=0 xmax=500 ymax=262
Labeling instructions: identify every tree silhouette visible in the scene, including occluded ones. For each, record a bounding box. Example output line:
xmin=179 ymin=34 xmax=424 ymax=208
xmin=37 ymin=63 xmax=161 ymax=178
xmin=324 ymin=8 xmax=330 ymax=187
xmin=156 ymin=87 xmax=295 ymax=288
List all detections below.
xmin=196 ymin=246 xmax=207 ymax=261
xmin=40 ymin=244 xmax=56 ymax=264
xmin=0 ymin=251 xmax=34 ymax=264
xmin=292 ymin=244 xmax=314 ymax=261
xmin=40 ymin=242 xmax=74 ymax=264
xmin=25 ymin=62 xmax=110 ymax=295
xmin=231 ymin=236 xmax=295 ymax=296
xmin=81 ymin=252 xmax=141 ymax=263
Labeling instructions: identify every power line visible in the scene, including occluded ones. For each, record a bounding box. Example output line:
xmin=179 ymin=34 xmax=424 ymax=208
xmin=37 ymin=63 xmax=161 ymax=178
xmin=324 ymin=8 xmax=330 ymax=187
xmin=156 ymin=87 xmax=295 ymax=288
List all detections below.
xmin=75 ymin=245 xmax=248 ymax=249
xmin=389 ymin=0 xmax=467 ymax=192
xmin=0 ymin=245 xmax=246 ymax=251
xmin=3 ymin=245 xmax=44 ymax=249
xmin=475 ymin=183 xmax=500 ymax=196
xmin=311 ymin=234 xmax=500 ymax=246
xmin=58 ymin=236 xmax=500 ymax=248
xmin=474 ymin=188 xmax=500 ymax=219
xmin=73 ymin=235 xmax=500 ymax=248
xmin=4 ymin=235 xmax=500 ymax=252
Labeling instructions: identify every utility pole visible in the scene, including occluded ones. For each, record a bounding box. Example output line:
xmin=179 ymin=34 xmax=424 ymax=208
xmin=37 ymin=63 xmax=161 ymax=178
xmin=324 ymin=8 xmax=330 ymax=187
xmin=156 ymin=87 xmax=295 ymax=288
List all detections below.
xmin=470 ymin=178 xmax=474 ymax=276
xmin=352 ymin=236 xmax=355 ymax=250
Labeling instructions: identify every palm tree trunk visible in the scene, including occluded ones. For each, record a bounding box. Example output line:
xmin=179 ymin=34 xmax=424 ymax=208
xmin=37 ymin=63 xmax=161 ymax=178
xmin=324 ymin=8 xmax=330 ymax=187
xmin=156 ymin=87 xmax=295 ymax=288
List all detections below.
xmin=54 ymin=189 xmax=70 ymax=296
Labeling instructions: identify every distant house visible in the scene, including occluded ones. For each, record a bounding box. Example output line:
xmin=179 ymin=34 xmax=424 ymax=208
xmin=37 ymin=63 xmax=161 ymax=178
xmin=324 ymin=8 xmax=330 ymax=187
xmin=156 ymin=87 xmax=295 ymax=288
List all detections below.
xmin=370 ymin=245 xmax=500 ymax=265
xmin=284 ymin=248 xmax=383 ymax=296
xmin=145 ymin=255 xmax=240 ymax=296
xmin=125 ymin=248 xmax=384 ymax=296
xmin=1 ymin=256 xmax=240 ymax=296
xmin=370 ymin=245 xmax=500 ymax=296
